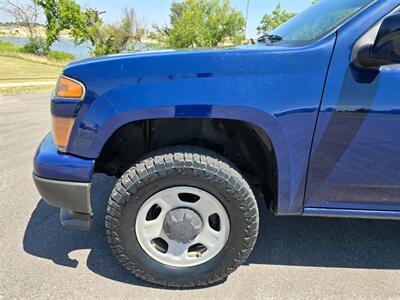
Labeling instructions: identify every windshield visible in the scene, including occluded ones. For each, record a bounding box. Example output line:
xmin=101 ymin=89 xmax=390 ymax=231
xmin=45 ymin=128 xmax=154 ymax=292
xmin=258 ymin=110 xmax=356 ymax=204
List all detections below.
xmin=269 ymin=0 xmax=375 ymax=44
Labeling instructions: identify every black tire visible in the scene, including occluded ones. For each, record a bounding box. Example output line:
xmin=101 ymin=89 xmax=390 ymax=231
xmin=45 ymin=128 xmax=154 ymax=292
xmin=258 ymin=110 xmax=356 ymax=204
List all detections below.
xmin=105 ymin=146 xmax=259 ymax=288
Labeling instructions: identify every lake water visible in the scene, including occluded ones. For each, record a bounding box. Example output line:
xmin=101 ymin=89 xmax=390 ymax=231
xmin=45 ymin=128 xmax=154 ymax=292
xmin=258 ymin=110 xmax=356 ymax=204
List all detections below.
xmin=0 ymin=36 xmax=91 ymax=58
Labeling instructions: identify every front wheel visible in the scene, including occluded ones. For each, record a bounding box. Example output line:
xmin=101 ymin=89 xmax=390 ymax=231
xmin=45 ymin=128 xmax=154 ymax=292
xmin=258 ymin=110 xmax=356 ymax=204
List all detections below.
xmin=105 ymin=146 xmax=259 ymax=288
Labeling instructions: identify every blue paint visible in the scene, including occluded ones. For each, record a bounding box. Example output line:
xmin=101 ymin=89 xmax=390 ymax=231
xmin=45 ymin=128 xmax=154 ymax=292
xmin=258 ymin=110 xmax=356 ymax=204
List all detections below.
xmin=33 ymin=133 xmax=94 ymax=182
xmin=62 ymin=35 xmax=336 ymax=215
xmin=304 ymin=0 xmax=400 ymax=211
xmin=175 ymin=105 xmax=213 ymax=117
xmin=51 ymin=98 xmax=82 ymax=117
xmin=33 ymin=0 xmax=400 ymax=219
xmin=303 ymin=208 xmax=400 ymax=220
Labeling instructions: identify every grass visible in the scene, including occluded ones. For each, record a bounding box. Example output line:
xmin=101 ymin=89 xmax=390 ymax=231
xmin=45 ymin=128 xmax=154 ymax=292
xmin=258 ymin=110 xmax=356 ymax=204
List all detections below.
xmin=47 ymin=50 xmax=75 ymax=62
xmin=0 ymin=85 xmax=55 ymax=96
xmin=0 ymin=56 xmax=63 ymax=96
xmin=0 ymin=40 xmax=19 ymax=52
xmin=0 ymin=56 xmax=62 ymax=80
xmin=0 ymin=40 xmax=72 ymax=66
xmin=0 ymin=40 xmax=71 ymax=95
xmin=0 ymin=51 xmax=67 ymax=67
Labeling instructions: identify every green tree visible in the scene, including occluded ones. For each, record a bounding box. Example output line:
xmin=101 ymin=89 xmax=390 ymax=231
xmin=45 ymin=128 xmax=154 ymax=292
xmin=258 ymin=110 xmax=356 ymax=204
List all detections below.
xmin=34 ymin=0 xmax=92 ymax=52
xmin=156 ymin=0 xmax=245 ymax=48
xmin=151 ymin=1 xmax=185 ymax=42
xmin=3 ymin=0 xmax=48 ymax=55
xmin=36 ymin=0 xmax=146 ymax=56
xmin=257 ymin=4 xmax=296 ymax=34
xmin=87 ymin=8 xmax=146 ymax=56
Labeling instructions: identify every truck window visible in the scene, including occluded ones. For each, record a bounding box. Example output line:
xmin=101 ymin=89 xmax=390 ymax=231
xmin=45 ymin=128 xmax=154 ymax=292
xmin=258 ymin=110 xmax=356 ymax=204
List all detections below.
xmin=269 ymin=0 xmax=376 ymax=44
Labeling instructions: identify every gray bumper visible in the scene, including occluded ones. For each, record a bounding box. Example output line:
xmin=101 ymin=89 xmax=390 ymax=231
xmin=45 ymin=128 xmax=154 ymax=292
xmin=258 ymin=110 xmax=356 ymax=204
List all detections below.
xmin=33 ymin=175 xmax=92 ymax=230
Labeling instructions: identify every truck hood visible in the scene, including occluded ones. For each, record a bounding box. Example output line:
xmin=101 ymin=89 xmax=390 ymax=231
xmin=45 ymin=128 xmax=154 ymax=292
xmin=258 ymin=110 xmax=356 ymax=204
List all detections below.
xmin=62 ymin=34 xmax=336 ymax=100
xmin=65 ymin=44 xmax=286 ymax=70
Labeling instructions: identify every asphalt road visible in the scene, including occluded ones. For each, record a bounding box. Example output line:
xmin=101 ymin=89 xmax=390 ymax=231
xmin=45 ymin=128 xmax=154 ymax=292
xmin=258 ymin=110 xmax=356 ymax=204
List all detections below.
xmin=1 ymin=93 xmax=400 ymax=299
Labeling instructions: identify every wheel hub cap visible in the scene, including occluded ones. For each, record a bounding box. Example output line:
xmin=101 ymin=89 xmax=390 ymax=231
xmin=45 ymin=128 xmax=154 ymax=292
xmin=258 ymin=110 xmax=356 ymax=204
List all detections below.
xmin=163 ymin=208 xmax=202 ymax=243
xmin=135 ymin=186 xmax=230 ymax=267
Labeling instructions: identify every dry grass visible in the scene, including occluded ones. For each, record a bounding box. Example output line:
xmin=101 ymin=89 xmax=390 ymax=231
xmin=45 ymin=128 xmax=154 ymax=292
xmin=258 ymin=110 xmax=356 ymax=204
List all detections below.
xmin=0 ymin=52 xmax=67 ymax=67
xmin=0 ymin=56 xmax=62 ymax=80
xmin=0 ymin=85 xmax=54 ymax=96
xmin=0 ymin=55 xmax=63 ymax=95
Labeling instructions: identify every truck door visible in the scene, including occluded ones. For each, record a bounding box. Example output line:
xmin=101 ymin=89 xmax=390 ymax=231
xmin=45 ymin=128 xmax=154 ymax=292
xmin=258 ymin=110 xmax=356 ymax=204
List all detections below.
xmin=305 ymin=7 xmax=400 ymax=211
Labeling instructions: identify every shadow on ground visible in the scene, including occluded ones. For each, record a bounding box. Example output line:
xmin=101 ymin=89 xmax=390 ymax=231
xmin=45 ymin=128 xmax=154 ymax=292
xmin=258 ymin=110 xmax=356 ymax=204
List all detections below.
xmin=23 ymin=174 xmax=400 ymax=287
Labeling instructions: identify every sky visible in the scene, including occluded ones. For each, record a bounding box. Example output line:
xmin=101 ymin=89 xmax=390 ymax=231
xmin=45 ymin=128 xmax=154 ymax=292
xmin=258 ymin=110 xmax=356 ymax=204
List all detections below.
xmin=1 ymin=0 xmax=315 ymax=38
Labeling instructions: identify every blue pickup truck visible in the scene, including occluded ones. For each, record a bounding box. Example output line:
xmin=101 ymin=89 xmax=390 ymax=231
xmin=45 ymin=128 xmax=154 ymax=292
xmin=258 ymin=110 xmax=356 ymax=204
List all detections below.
xmin=33 ymin=0 xmax=399 ymax=287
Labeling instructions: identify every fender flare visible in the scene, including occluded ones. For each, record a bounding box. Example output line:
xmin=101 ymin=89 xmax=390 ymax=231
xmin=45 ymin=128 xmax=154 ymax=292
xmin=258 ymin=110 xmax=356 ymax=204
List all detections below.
xmin=69 ymin=104 xmax=299 ymax=214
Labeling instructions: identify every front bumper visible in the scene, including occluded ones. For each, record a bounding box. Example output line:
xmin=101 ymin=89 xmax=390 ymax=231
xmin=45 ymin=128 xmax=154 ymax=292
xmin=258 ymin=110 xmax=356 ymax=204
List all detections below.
xmin=33 ymin=175 xmax=92 ymax=230
xmin=33 ymin=133 xmax=95 ymax=230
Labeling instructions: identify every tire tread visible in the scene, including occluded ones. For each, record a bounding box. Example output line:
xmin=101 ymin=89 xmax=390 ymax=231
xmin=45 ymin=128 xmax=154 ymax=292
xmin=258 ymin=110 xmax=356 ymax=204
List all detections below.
xmin=105 ymin=146 xmax=259 ymax=288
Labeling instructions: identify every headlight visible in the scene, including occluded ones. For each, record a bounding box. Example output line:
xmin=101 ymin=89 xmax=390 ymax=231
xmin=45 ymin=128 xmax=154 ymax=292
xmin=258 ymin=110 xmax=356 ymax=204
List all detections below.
xmin=52 ymin=75 xmax=85 ymax=152
xmin=52 ymin=117 xmax=75 ymax=152
xmin=55 ymin=75 xmax=85 ymax=99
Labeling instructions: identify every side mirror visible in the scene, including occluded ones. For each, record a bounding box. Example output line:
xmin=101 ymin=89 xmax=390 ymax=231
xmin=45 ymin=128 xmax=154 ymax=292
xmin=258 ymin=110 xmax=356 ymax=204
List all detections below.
xmin=355 ymin=12 xmax=400 ymax=69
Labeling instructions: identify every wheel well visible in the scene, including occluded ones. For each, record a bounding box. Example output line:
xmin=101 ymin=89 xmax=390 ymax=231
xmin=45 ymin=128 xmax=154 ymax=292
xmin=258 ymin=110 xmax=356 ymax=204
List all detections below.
xmin=94 ymin=118 xmax=278 ymax=212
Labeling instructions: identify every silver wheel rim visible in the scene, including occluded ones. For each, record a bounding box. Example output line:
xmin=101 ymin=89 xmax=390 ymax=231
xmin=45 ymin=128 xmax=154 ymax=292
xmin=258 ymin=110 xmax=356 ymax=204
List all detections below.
xmin=135 ymin=186 xmax=230 ymax=267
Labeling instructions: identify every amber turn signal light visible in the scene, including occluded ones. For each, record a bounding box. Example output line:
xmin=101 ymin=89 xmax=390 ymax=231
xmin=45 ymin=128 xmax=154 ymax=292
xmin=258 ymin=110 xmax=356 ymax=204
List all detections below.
xmin=56 ymin=76 xmax=85 ymax=99
xmin=52 ymin=117 xmax=75 ymax=152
